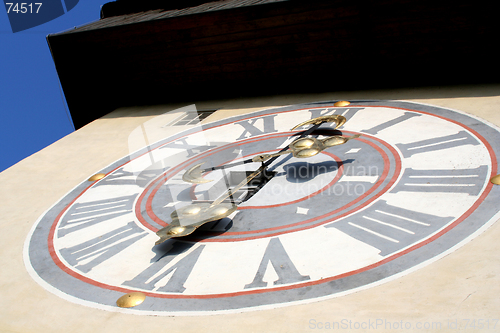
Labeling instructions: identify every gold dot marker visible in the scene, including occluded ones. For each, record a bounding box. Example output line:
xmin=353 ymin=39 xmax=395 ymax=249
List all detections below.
xmin=334 ymin=101 xmax=350 ymax=107
xmin=491 ymin=175 xmax=500 ymax=185
xmin=88 ymin=173 xmax=106 ymax=181
xmin=116 ymin=292 xmax=146 ymax=308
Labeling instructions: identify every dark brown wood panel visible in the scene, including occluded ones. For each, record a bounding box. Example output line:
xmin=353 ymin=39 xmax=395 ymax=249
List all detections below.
xmin=47 ymin=0 xmax=499 ymax=129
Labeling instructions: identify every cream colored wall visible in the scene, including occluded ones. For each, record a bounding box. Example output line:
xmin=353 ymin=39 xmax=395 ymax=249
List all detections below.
xmin=1 ymin=84 xmax=499 ymax=332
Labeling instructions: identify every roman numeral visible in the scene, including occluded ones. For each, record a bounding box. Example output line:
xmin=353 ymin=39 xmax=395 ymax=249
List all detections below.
xmin=391 ymin=166 xmax=488 ymax=196
xmin=396 ymin=131 xmax=479 ymax=158
xmin=57 ymin=194 xmax=136 ymax=237
xmin=326 ymin=200 xmax=453 ymax=256
xmin=308 ymin=107 xmax=362 ymax=121
xmin=361 ymin=112 xmax=421 ymax=135
xmin=244 ymin=238 xmax=310 ymax=289
xmin=123 ymin=242 xmax=204 ymax=293
xmin=234 ymin=115 xmax=277 ymax=140
xmin=59 ymin=221 xmax=147 ymax=273
xmin=92 ymin=168 xmax=136 ymax=187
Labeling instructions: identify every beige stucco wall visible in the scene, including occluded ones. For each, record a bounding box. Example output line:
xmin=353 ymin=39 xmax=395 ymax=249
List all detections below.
xmin=1 ymin=84 xmax=499 ymax=332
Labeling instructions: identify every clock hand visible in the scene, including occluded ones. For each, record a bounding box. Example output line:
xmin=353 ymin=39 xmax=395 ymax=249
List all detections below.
xmin=156 ymin=115 xmax=360 ymax=245
xmin=157 ymin=130 xmax=360 ymax=244
xmin=183 ymin=114 xmax=349 ymax=183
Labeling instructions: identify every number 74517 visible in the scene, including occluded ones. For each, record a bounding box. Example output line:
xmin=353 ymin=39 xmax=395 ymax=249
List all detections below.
xmin=5 ymin=3 xmax=42 ymax=14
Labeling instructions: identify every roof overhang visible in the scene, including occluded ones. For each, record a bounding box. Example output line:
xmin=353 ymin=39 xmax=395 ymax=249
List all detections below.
xmin=47 ymin=0 xmax=499 ymax=129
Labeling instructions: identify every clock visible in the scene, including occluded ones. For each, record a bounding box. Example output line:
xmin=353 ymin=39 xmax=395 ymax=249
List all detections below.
xmin=24 ymin=100 xmax=500 ymax=315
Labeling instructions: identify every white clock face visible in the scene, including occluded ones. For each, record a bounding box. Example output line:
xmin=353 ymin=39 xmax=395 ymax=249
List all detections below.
xmin=25 ymin=101 xmax=500 ymax=315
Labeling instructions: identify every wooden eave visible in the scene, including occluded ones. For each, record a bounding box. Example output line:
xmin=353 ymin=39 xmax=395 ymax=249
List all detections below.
xmin=47 ymin=0 xmax=499 ymax=129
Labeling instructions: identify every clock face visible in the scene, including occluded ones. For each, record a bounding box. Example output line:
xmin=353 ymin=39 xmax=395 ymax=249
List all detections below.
xmin=25 ymin=100 xmax=500 ymax=315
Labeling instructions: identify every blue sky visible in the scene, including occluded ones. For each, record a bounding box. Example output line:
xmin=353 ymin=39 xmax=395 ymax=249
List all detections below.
xmin=0 ymin=0 xmax=109 ymax=172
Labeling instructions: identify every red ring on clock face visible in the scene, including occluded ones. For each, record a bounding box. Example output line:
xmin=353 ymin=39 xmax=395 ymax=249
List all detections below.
xmin=135 ymin=131 xmax=400 ymax=242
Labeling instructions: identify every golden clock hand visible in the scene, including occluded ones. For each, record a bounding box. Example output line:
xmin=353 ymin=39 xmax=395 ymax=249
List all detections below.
xmin=157 ymin=116 xmax=359 ymax=244
xmin=158 ymin=133 xmax=361 ymax=244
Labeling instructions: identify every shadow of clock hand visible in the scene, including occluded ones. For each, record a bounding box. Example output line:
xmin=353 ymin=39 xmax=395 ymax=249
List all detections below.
xmin=284 ymin=161 xmax=337 ymax=183
xmin=186 ymin=218 xmax=234 ymax=241
xmin=296 ymin=128 xmax=342 ymax=137
xmin=153 ymin=217 xmax=235 ymax=247
xmin=151 ymin=240 xmax=196 ymax=263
